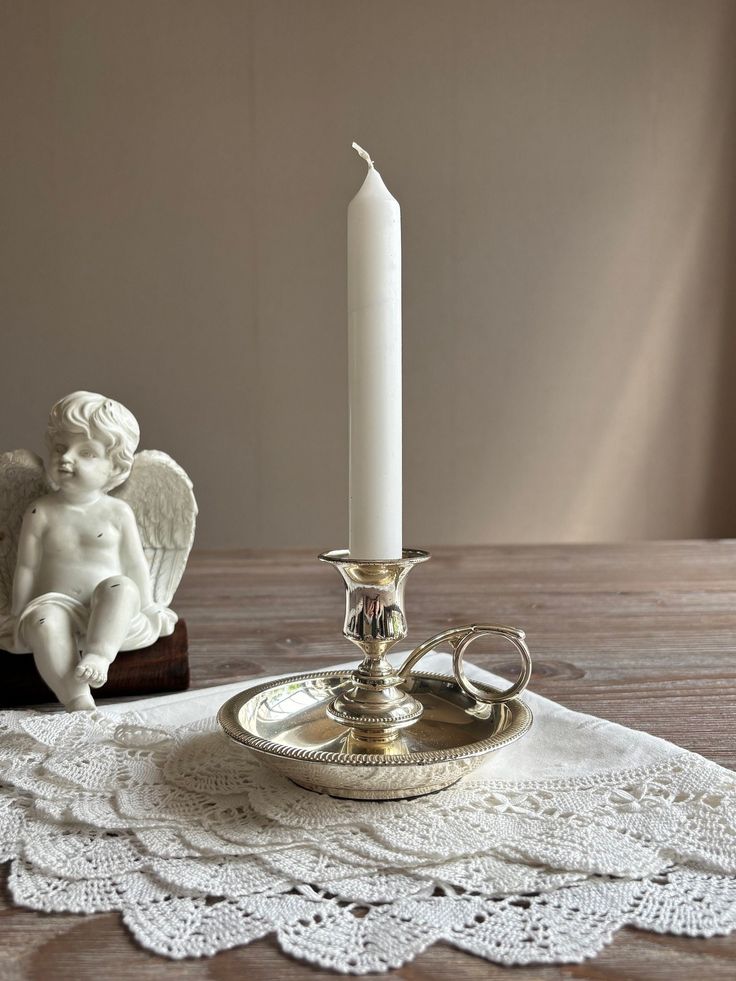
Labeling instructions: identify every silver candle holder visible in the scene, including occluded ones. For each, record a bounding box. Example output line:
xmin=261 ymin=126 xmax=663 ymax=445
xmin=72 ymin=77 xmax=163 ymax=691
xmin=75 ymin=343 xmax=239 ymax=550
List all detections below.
xmin=219 ymin=549 xmax=533 ymax=800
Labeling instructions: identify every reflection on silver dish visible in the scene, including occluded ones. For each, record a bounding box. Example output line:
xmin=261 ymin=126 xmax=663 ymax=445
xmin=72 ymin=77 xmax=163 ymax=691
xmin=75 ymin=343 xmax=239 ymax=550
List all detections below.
xmin=218 ymin=670 xmax=533 ymax=800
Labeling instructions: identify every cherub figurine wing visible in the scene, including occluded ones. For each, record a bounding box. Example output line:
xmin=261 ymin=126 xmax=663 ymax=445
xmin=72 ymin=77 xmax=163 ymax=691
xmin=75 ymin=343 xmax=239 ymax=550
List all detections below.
xmin=112 ymin=450 xmax=197 ymax=607
xmin=0 ymin=450 xmax=51 ymax=640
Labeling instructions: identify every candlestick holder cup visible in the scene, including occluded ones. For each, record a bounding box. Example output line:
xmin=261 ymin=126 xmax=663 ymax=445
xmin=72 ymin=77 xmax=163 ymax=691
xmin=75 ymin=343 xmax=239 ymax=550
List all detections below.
xmin=321 ymin=549 xmax=429 ymax=743
xmin=219 ymin=549 xmax=533 ymax=800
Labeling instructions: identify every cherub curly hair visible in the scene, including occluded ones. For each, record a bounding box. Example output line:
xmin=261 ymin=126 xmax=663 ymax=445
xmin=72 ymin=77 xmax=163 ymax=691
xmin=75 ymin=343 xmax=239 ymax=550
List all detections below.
xmin=46 ymin=391 xmax=140 ymax=491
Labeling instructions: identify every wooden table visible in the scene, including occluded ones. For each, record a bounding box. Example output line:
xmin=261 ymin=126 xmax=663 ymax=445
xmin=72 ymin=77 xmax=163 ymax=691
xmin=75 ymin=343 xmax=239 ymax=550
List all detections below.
xmin=2 ymin=542 xmax=735 ymax=979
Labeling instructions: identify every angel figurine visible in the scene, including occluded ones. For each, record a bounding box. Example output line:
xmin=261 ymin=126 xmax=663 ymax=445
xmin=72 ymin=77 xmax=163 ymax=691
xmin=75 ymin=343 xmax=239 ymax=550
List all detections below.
xmin=0 ymin=391 xmax=197 ymax=711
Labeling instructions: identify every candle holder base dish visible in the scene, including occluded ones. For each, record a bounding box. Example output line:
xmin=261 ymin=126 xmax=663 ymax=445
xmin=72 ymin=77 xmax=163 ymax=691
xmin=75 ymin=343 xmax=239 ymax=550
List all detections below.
xmin=218 ymin=548 xmax=534 ymax=800
xmin=218 ymin=669 xmax=532 ymax=800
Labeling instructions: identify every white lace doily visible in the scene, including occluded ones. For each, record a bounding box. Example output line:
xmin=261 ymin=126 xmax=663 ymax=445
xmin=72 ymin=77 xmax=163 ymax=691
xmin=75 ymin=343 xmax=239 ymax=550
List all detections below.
xmin=1 ymin=652 xmax=734 ymax=973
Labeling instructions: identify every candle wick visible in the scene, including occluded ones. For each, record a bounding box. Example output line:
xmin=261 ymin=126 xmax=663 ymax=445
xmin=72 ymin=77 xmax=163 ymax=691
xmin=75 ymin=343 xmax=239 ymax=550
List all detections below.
xmin=352 ymin=142 xmax=374 ymax=169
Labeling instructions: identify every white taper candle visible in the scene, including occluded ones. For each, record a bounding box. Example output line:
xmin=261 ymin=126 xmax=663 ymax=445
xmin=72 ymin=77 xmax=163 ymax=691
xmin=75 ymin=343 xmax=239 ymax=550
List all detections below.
xmin=347 ymin=143 xmax=402 ymax=559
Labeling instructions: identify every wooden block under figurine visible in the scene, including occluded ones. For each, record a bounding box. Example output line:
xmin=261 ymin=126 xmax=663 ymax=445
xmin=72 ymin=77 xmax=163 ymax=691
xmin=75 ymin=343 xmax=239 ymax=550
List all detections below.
xmin=0 ymin=619 xmax=190 ymax=708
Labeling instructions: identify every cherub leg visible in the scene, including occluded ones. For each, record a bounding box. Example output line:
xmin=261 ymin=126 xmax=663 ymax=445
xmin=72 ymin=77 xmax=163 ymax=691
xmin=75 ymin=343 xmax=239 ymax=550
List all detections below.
xmin=76 ymin=576 xmax=140 ymax=688
xmin=24 ymin=605 xmax=95 ymax=711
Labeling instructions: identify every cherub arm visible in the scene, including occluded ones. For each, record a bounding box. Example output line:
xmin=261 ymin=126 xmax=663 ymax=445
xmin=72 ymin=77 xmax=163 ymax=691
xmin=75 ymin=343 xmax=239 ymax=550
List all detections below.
xmin=118 ymin=501 xmax=154 ymax=609
xmin=11 ymin=504 xmax=45 ymax=616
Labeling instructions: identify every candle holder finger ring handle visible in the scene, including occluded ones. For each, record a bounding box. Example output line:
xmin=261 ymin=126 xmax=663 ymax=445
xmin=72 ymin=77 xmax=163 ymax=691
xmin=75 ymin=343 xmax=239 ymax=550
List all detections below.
xmin=399 ymin=624 xmax=533 ymax=704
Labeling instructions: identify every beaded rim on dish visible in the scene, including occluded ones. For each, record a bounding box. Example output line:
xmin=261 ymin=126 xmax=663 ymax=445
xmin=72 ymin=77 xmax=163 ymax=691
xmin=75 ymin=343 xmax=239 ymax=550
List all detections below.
xmin=217 ymin=669 xmax=533 ymax=768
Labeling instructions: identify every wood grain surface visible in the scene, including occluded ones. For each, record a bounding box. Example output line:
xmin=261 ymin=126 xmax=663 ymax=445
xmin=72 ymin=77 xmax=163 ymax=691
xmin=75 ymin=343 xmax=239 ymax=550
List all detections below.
xmin=2 ymin=542 xmax=735 ymax=979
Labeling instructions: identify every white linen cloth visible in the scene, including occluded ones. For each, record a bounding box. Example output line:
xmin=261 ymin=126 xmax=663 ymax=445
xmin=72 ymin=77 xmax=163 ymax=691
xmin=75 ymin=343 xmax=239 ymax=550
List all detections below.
xmin=1 ymin=652 xmax=734 ymax=973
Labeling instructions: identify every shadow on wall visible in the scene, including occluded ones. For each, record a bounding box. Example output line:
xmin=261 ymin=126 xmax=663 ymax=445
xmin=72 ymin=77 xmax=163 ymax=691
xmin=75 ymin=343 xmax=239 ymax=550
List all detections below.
xmin=566 ymin=3 xmax=736 ymax=541
xmin=707 ymin=5 xmax=736 ymax=538
xmin=408 ymin=1 xmax=736 ymax=546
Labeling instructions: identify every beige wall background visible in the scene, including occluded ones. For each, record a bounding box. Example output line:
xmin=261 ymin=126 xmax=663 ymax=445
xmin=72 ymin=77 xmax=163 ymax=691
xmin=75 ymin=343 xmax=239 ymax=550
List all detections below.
xmin=2 ymin=0 xmax=736 ymax=548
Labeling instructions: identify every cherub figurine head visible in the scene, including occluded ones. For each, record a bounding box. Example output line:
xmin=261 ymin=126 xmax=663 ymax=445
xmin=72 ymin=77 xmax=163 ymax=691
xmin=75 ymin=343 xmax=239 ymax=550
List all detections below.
xmin=0 ymin=391 xmax=197 ymax=711
xmin=45 ymin=391 xmax=140 ymax=495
